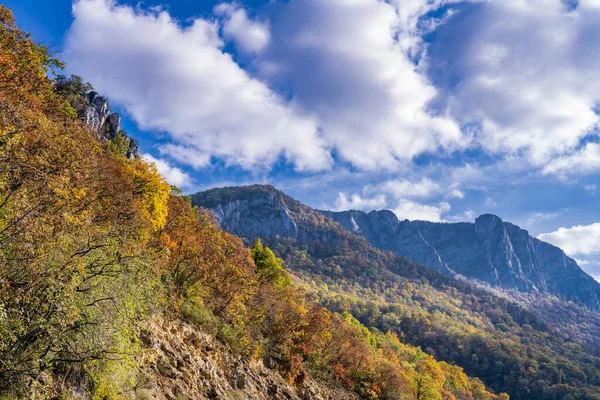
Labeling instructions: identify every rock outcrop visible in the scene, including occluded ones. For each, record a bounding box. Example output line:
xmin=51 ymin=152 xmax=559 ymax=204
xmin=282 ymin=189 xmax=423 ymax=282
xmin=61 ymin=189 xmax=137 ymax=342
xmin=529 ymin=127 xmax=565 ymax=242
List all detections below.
xmin=210 ymin=193 xmax=299 ymax=240
xmin=323 ymin=210 xmax=600 ymax=310
xmin=132 ymin=316 xmax=358 ymax=400
xmin=84 ymin=91 xmax=139 ymax=159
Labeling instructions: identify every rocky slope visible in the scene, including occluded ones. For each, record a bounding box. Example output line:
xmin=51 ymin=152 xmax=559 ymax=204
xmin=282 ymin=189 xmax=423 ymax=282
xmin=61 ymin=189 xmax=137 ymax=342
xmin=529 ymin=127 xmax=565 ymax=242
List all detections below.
xmin=55 ymin=314 xmax=357 ymax=400
xmin=129 ymin=316 xmax=357 ymax=400
xmin=321 ymin=210 xmax=600 ymax=310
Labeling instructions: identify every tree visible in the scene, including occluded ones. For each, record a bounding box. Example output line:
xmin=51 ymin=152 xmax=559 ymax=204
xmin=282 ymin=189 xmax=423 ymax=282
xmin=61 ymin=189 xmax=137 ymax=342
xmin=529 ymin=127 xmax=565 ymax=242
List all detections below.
xmin=251 ymin=238 xmax=292 ymax=288
xmin=53 ymin=74 xmax=93 ymax=118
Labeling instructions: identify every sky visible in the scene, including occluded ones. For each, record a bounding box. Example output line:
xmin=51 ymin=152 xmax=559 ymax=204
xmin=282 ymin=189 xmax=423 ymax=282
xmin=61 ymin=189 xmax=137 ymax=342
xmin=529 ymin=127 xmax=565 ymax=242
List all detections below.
xmin=6 ymin=0 xmax=600 ymax=281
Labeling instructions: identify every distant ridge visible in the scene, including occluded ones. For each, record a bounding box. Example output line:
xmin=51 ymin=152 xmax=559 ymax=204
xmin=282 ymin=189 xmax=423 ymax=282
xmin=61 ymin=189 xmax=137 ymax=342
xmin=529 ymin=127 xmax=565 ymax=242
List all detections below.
xmin=322 ymin=209 xmax=600 ymax=310
xmin=191 ymin=184 xmax=600 ymax=399
xmin=193 ymin=184 xmax=600 ymax=310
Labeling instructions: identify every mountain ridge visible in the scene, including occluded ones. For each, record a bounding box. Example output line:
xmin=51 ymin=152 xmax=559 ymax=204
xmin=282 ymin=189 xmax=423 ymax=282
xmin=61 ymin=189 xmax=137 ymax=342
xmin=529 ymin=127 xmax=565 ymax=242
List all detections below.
xmin=191 ymin=184 xmax=600 ymax=399
xmin=320 ymin=208 xmax=600 ymax=310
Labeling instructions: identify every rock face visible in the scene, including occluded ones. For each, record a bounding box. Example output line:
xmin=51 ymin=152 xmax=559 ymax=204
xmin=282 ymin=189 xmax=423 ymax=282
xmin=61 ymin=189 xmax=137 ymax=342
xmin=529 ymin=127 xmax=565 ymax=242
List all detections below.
xmin=132 ymin=316 xmax=358 ymax=400
xmin=192 ymin=185 xmax=600 ymax=310
xmin=193 ymin=185 xmax=339 ymax=245
xmin=84 ymin=91 xmax=139 ymax=159
xmin=210 ymin=192 xmax=299 ymax=240
xmin=323 ymin=209 xmax=600 ymax=310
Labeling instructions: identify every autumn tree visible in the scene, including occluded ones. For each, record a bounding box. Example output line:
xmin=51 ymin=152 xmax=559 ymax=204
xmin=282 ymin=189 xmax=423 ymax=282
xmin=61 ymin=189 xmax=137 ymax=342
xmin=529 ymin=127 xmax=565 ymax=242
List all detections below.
xmin=252 ymin=238 xmax=292 ymax=288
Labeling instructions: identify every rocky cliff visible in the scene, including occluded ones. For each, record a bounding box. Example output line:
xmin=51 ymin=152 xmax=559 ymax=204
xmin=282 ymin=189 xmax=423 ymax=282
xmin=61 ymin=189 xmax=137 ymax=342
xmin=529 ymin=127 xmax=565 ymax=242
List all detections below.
xmin=193 ymin=185 xmax=600 ymax=310
xmin=322 ymin=209 xmax=600 ymax=310
xmin=191 ymin=185 xmax=600 ymax=398
xmin=128 ymin=316 xmax=358 ymax=400
xmin=84 ymin=91 xmax=139 ymax=159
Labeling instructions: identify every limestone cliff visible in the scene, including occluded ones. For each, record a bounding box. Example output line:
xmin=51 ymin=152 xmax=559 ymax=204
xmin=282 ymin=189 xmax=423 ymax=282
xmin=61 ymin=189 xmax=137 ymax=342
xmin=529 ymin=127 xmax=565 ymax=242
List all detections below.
xmin=84 ymin=91 xmax=139 ymax=160
xmin=323 ymin=210 xmax=600 ymax=310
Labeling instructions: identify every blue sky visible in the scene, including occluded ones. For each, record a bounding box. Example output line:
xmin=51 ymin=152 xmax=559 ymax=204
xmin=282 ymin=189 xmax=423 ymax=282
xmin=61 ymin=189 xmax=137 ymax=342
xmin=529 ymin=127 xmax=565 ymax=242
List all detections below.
xmin=7 ymin=0 xmax=600 ymax=280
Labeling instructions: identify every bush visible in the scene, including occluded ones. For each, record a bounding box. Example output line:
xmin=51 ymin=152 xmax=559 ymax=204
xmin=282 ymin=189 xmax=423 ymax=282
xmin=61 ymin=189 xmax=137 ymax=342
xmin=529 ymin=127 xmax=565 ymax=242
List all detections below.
xmin=180 ymin=301 xmax=220 ymax=336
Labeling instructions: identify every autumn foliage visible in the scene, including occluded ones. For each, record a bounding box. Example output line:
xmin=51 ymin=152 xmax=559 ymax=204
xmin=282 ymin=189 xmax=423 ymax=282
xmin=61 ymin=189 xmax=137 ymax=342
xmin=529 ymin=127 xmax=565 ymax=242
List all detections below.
xmin=0 ymin=6 xmax=505 ymax=399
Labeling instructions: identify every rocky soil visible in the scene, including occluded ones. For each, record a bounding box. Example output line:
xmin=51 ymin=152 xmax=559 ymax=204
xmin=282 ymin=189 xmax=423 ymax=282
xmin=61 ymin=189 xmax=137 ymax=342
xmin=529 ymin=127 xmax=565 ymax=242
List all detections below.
xmin=132 ymin=317 xmax=358 ymax=400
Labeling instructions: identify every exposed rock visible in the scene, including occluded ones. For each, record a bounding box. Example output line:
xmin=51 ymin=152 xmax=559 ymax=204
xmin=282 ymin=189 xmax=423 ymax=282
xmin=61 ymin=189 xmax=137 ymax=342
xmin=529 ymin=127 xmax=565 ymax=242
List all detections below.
xmin=84 ymin=91 xmax=111 ymax=131
xmin=156 ymin=357 xmax=178 ymax=379
xmin=135 ymin=316 xmax=358 ymax=400
xmin=211 ymin=196 xmax=299 ymax=240
xmin=105 ymin=112 xmax=121 ymax=140
xmin=325 ymin=210 xmax=600 ymax=310
xmin=83 ymin=91 xmax=139 ymax=160
xmin=139 ymin=328 xmax=158 ymax=349
xmin=192 ymin=184 xmax=600 ymax=311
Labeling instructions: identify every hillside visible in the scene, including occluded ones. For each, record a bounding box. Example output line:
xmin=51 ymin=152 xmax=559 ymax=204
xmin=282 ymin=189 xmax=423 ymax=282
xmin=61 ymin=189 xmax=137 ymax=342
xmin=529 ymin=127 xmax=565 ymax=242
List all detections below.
xmin=192 ymin=184 xmax=600 ymax=400
xmin=0 ymin=7 xmax=504 ymax=400
xmin=321 ymin=209 xmax=600 ymax=310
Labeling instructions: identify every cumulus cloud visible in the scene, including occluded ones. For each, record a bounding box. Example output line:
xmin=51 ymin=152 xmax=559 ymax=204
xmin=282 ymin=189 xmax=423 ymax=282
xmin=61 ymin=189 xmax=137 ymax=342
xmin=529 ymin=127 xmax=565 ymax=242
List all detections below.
xmin=66 ymin=0 xmax=600 ymax=180
xmin=446 ymin=209 xmax=476 ymax=222
xmin=539 ymin=222 xmax=600 ymax=281
xmin=448 ymin=188 xmax=465 ymax=199
xmin=484 ymin=197 xmax=497 ymax=208
xmin=214 ymin=3 xmax=270 ymax=54
xmin=392 ymin=200 xmax=451 ymax=222
xmin=143 ymin=153 xmax=194 ymax=189
xmin=380 ymin=178 xmax=440 ymax=199
xmin=428 ymin=0 xmax=600 ymax=169
xmin=333 ymin=176 xmax=453 ymax=222
xmin=333 ymin=189 xmax=451 ymax=222
xmin=66 ymin=0 xmax=331 ymax=172
xmin=259 ymin=0 xmax=465 ymax=170
xmin=334 ymin=192 xmax=387 ymax=211
xmin=65 ymin=0 xmax=473 ymax=174
xmin=543 ymin=142 xmax=600 ymax=177
xmin=538 ymin=222 xmax=600 ymax=256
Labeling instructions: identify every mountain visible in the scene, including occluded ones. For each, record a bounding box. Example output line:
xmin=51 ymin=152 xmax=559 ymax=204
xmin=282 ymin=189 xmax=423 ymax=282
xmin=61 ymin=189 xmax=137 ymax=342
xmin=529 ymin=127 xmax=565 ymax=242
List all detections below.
xmin=192 ymin=184 xmax=600 ymax=399
xmin=320 ymin=210 xmax=600 ymax=310
xmin=1 ymin=10 xmax=508 ymax=399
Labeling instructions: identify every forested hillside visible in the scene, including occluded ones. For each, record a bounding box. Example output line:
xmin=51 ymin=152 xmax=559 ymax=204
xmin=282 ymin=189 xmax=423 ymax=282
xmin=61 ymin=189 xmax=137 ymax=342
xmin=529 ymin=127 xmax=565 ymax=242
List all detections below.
xmin=0 ymin=7 xmax=503 ymax=399
xmin=321 ymin=209 xmax=600 ymax=310
xmin=192 ymin=184 xmax=600 ymax=400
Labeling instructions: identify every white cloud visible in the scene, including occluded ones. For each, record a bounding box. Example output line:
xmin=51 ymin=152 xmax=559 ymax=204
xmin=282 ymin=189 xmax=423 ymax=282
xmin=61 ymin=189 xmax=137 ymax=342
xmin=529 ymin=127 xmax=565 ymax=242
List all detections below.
xmin=333 ymin=188 xmax=451 ymax=222
xmin=574 ymin=258 xmax=591 ymax=266
xmin=259 ymin=0 xmax=466 ymax=170
xmin=538 ymin=222 xmax=600 ymax=256
xmin=543 ymin=142 xmax=600 ymax=177
xmin=429 ymin=0 xmax=600 ymax=170
xmin=334 ymin=178 xmax=452 ymax=222
xmin=392 ymin=200 xmax=451 ymax=222
xmin=447 ymin=209 xmax=476 ymax=222
xmin=485 ymin=197 xmax=497 ymax=208
xmin=66 ymin=0 xmax=331 ymax=172
xmin=65 ymin=0 xmax=600 ymax=189
xmin=143 ymin=153 xmax=194 ymax=189
xmin=380 ymin=178 xmax=440 ymax=199
xmin=585 ymin=184 xmax=597 ymax=193
xmin=334 ymin=192 xmax=386 ymax=211
xmin=448 ymin=187 xmax=465 ymax=199
xmin=214 ymin=3 xmax=270 ymax=54
xmin=539 ymin=222 xmax=600 ymax=281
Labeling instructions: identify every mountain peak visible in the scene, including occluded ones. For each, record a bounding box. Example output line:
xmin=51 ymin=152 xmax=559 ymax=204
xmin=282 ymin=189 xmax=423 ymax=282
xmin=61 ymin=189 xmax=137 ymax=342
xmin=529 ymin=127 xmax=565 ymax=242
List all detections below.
xmin=191 ymin=185 xmax=600 ymax=310
xmin=475 ymin=213 xmax=504 ymax=224
xmin=330 ymin=209 xmax=600 ymax=309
